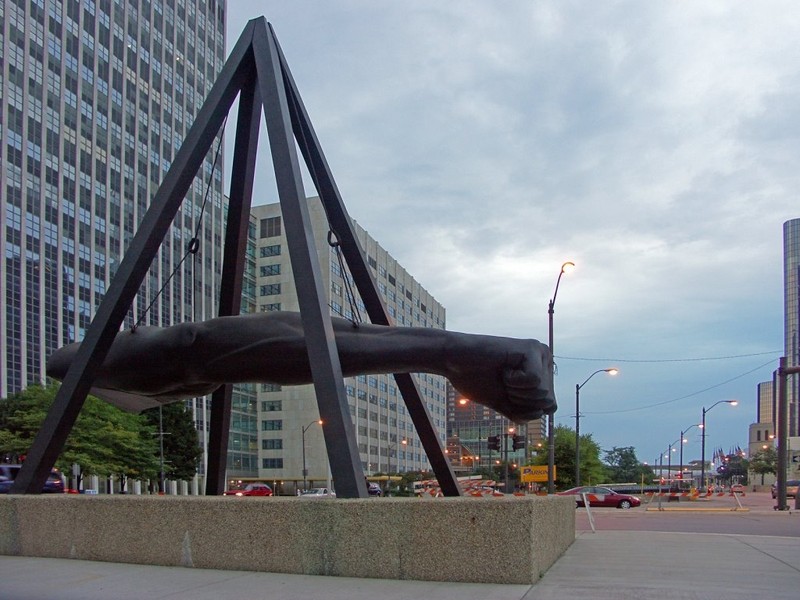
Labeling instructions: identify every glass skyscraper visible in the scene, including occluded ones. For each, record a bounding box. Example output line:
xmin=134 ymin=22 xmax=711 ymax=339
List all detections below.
xmin=0 ymin=1 xmax=258 ymax=486
xmin=784 ymin=218 xmax=800 ymax=437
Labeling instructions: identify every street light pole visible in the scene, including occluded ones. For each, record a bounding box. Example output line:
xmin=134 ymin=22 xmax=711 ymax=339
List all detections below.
xmin=301 ymin=419 xmax=323 ymax=491
xmin=666 ymin=439 xmax=680 ymax=481
xmin=505 ymin=426 xmax=514 ymax=493
xmin=547 ymin=261 xmax=574 ymax=494
xmin=679 ymin=424 xmax=700 ymax=481
xmin=575 ymin=368 xmax=618 ymax=486
xmin=700 ymin=400 xmax=737 ymax=491
xmin=158 ymin=405 xmax=165 ymax=494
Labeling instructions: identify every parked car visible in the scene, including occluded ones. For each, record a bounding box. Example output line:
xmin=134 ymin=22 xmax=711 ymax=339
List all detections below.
xmin=367 ymin=482 xmax=382 ymax=497
xmin=223 ymin=482 xmax=273 ymax=497
xmin=0 ymin=465 xmax=65 ymax=494
xmin=730 ymin=483 xmax=745 ymax=493
xmin=556 ymin=486 xmax=641 ymax=509
xmin=299 ymin=487 xmax=336 ymax=498
xmin=771 ymin=480 xmax=799 ymax=499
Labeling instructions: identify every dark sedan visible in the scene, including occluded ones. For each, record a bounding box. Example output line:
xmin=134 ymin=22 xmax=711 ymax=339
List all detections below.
xmin=0 ymin=465 xmax=66 ymax=494
xmin=557 ymin=486 xmax=641 ymax=509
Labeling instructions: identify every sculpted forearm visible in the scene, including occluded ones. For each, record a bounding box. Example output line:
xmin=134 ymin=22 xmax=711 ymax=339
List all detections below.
xmin=47 ymin=311 xmax=556 ymax=421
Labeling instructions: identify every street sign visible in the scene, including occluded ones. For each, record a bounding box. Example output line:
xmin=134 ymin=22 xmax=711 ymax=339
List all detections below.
xmin=521 ymin=465 xmax=553 ymax=483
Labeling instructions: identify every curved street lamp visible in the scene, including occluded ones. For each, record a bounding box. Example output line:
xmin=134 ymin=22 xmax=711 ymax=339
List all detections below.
xmin=700 ymin=400 xmax=737 ymax=490
xmin=575 ymin=367 xmax=618 ymax=486
xmin=301 ymin=419 xmax=323 ymax=491
xmin=547 ymin=261 xmax=575 ymax=493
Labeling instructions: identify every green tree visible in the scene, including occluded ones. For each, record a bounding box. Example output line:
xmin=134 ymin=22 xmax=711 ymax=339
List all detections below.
xmin=717 ymin=452 xmax=748 ymax=484
xmin=604 ymin=446 xmax=648 ymax=483
xmin=749 ymin=447 xmax=777 ymax=485
xmin=142 ymin=403 xmax=202 ymax=481
xmin=530 ymin=424 xmax=606 ymax=489
xmin=0 ymin=384 xmax=160 ymax=488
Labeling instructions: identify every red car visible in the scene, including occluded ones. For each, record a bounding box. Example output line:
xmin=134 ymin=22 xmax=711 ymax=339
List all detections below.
xmin=224 ymin=482 xmax=273 ymax=497
xmin=557 ymin=486 xmax=641 ymax=509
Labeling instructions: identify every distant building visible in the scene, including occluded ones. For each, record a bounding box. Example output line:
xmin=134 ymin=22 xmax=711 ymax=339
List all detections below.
xmin=784 ymin=218 xmax=800 ymax=437
xmin=249 ymin=198 xmax=447 ymax=491
xmin=748 ymin=381 xmax=776 ymax=485
xmin=226 ymin=215 xmax=259 ymax=481
xmin=446 ymin=382 xmax=527 ymax=474
xmin=748 ymin=218 xmax=800 ymax=485
xmin=749 ymin=380 xmax=775 ymax=452
xmin=526 ymin=417 xmax=548 ymax=458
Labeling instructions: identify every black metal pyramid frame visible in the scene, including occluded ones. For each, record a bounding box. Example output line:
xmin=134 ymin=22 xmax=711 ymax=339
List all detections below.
xmin=13 ymin=18 xmax=460 ymax=498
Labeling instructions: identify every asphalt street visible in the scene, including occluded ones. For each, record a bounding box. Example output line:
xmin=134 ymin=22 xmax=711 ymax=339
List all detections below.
xmin=576 ymin=489 xmax=800 ymax=536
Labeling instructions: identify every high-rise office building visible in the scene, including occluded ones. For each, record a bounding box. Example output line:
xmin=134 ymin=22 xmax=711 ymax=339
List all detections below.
xmin=249 ymin=198 xmax=448 ymax=491
xmin=784 ymin=218 xmax=800 ymax=437
xmin=0 ymin=1 xmax=241 ymax=483
xmin=748 ymin=219 xmax=800 ymax=481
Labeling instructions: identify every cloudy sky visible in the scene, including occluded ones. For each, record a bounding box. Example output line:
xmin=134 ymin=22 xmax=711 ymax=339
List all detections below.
xmin=223 ymin=1 xmax=797 ymax=467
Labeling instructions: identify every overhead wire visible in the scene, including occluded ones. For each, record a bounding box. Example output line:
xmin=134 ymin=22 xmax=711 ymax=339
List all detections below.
xmin=555 ymin=350 xmax=781 ymax=363
xmin=583 ymin=358 xmax=777 ymax=415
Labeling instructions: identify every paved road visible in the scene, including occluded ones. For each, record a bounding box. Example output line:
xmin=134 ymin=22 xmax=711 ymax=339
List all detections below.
xmin=576 ymin=491 xmax=800 ymax=537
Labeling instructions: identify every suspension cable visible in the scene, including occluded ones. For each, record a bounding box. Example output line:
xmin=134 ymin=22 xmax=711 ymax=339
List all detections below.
xmin=133 ymin=116 xmax=227 ymax=330
xmin=287 ymin=88 xmax=362 ymax=328
xmin=328 ymin=230 xmax=363 ymax=327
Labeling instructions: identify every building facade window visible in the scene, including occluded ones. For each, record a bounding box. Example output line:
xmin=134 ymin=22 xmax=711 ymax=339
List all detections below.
xmin=260 ymin=244 xmax=281 ymax=257
xmin=260 ymin=283 xmax=281 ymax=296
xmin=260 ymin=216 xmax=281 ymax=238
xmin=260 ymin=264 xmax=280 ymax=276
xmin=261 ymin=419 xmax=282 ymax=431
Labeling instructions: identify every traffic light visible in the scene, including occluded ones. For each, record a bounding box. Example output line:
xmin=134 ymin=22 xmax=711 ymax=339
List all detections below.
xmin=487 ymin=435 xmax=501 ymax=451
xmin=512 ymin=435 xmax=525 ymax=450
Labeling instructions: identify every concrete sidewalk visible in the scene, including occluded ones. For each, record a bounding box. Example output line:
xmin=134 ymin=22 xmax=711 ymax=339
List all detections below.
xmin=1 ymin=530 xmax=798 ymax=600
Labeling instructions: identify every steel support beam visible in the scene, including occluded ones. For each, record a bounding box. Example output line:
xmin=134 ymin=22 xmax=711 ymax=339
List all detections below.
xmin=254 ymin=24 xmax=367 ymax=498
xmin=205 ymin=66 xmax=262 ymax=496
xmin=271 ymin=25 xmax=460 ymax=496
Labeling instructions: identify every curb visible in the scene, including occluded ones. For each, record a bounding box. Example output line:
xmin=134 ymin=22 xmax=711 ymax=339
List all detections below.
xmin=645 ymin=507 xmax=750 ymax=512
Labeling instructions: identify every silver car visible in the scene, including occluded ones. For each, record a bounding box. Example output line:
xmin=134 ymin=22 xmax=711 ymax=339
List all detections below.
xmin=300 ymin=487 xmax=336 ymax=498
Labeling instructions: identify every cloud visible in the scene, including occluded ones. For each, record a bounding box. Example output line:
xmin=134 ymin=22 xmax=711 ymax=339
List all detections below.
xmin=226 ymin=0 xmax=794 ymax=463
